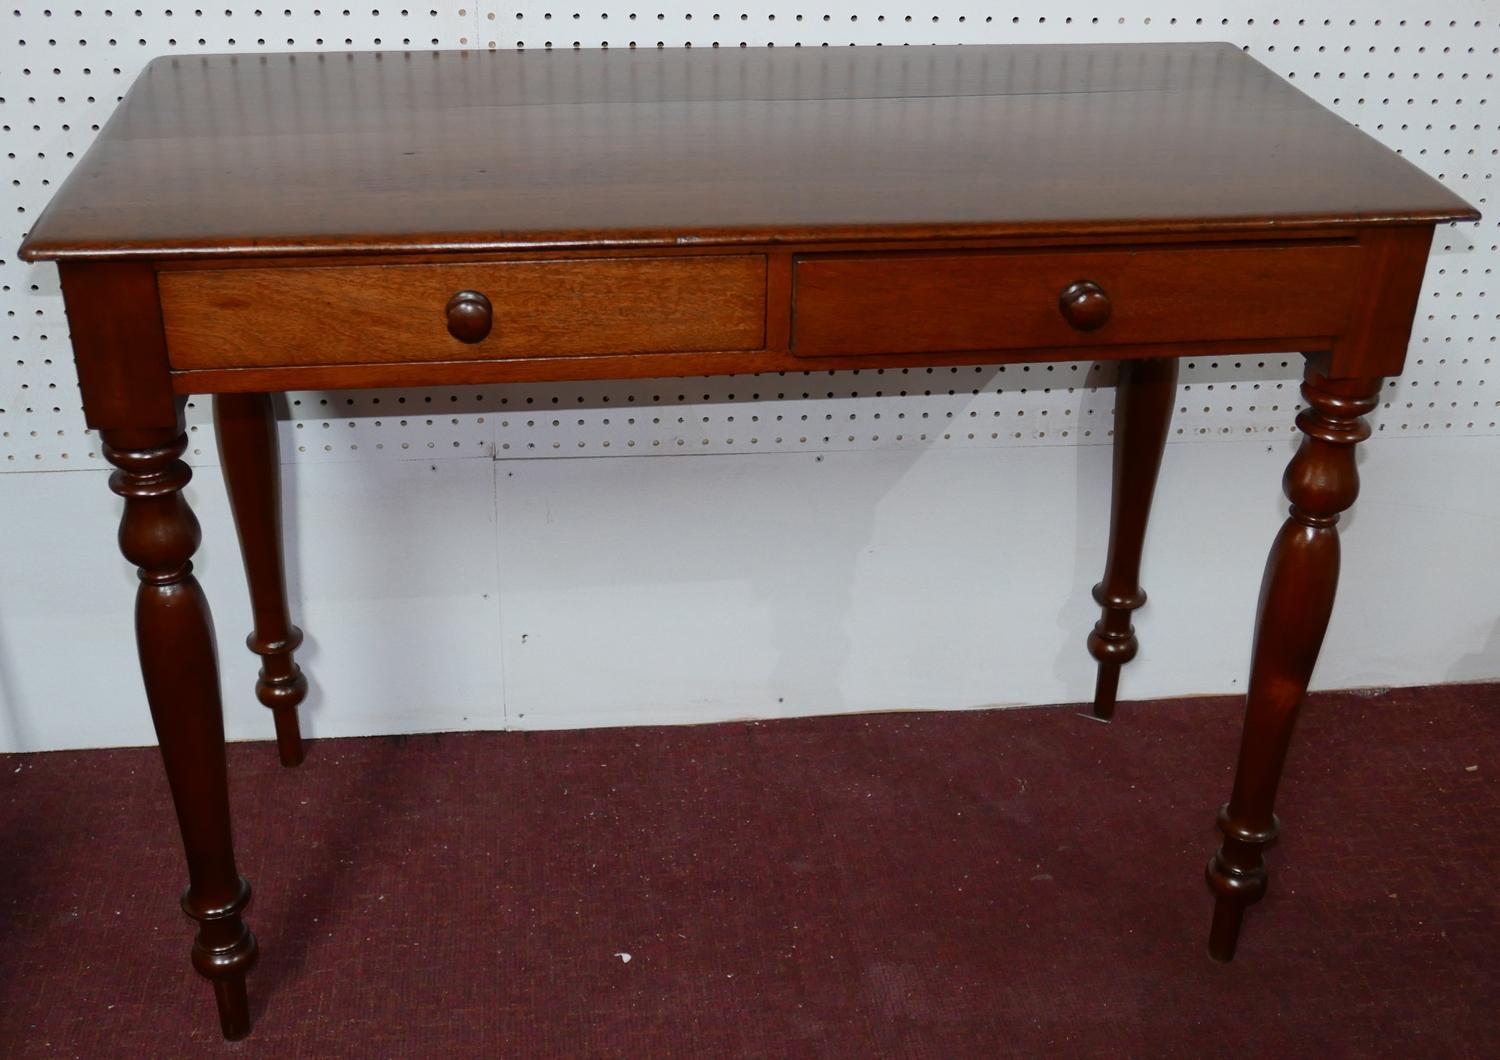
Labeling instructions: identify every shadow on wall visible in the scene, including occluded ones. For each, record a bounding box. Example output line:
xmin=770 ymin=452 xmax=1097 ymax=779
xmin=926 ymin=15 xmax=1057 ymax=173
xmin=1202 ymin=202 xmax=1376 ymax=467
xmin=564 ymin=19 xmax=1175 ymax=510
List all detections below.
xmin=1450 ymin=616 xmax=1500 ymax=685
xmin=0 ymin=616 xmax=25 ymax=751
xmin=760 ymin=448 xmax=925 ymax=718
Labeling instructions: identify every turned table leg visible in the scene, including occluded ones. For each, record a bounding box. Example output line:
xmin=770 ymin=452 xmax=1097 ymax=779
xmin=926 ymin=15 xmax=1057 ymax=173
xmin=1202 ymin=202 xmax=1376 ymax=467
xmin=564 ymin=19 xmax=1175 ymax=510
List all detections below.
xmin=214 ymin=393 xmax=308 ymax=767
xmin=1205 ymin=364 xmax=1381 ymax=961
xmin=1088 ymin=357 xmax=1178 ymax=720
xmin=103 ymin=428 xmax=258 ymax=1039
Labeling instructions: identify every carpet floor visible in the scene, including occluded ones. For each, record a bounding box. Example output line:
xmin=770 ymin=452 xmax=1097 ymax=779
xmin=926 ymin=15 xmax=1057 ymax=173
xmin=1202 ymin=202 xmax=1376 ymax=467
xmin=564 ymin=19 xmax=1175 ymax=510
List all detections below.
xmin=2 ymin=684 xmax=1497 ymax=1058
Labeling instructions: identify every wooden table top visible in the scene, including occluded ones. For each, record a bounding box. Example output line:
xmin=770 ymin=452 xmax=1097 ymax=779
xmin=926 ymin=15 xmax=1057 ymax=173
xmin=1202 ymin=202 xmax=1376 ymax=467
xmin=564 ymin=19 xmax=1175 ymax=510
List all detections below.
xmin=20 ymin=43 xmax=1476 ymax=264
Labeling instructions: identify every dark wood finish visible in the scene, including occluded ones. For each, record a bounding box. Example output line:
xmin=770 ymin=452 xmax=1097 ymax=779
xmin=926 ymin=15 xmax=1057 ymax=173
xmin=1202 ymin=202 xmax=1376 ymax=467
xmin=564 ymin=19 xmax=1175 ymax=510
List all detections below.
xmin=789 ymin=242 xmax=1363 ymax=357
xmin=158 ymin=256 xmax=767 ymax=369
xmin=1088 ymin=357 xmax=1179 ymax=720
xmin=1336 ymin=226 xmax=1441 ymax=378
xmin=445 ymin=290 xmax=493 ymax=345
xmin=56 ymin=263 xmax=179 ymax=430
xmin=164 ymin=331 xmax=1356 ymax=397
xmin=17 ymin=45 xmax=1474 ymax=263
xmin=102 ymin=424 xmax=257 ymax=1039
xmin=1206 ymin=359 xmax=1382 ymax=960
xmin=143 ymin=226 xmax=1440 ymax=394
xmin=214 ymin=393 xmax=309 ymax=768
xmin=16 ymin=43 xmax=1479 ymax=1039
xmin=1059 ymin=281 xmax=1113 ymax=333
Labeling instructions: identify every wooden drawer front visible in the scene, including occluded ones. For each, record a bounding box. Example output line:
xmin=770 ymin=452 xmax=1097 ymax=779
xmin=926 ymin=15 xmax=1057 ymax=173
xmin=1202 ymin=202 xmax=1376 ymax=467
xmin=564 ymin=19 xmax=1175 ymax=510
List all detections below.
xmin=791 ymin=243 xmax=1363 ymax=357
xmin=162 ymin=256 xmax=767 ymax=369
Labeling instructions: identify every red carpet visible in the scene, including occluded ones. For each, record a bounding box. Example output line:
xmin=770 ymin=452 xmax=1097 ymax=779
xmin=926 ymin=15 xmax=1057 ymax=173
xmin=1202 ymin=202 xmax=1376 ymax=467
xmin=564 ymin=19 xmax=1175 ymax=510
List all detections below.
xmin=2 ymin=684 xmax=1497 ymax=1057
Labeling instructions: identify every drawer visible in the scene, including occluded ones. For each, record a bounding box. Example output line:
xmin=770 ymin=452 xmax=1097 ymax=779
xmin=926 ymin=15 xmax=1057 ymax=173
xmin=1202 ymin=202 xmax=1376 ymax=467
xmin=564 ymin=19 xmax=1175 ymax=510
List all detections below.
xmin=161 ymin=255 xmax=767 ymax=369
xmin=790 ymin=242 xmax=1363 ymax=357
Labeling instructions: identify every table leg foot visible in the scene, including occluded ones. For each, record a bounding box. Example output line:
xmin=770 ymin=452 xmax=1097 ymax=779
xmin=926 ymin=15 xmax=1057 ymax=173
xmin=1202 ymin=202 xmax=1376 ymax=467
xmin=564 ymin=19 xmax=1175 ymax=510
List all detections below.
xmin=212 ymin=976 xmax=253 ymax=1041
xmin=1205 ymin=805 xmax=1277 ymax=961
xmin=1203 ymin=361 xmax=1381 ymax=960
xmin=252 ymin=627 xmax=308 ymax=768
xmin=1088 ymin=358 xmax=1177 ymax=720
xmin=1090 ymin=658 xmax=1123 ymax=723
xmin=190 ymin=875 xmax=259 ymax=1039
xmin=1207 ymin=893 xmax=1245 ymax=963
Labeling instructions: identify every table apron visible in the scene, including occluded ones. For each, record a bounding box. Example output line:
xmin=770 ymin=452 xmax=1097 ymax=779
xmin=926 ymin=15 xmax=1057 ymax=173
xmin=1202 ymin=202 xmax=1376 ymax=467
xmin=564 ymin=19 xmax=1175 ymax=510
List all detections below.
xmin=155 ymin=237 xmax=1376 ymax=393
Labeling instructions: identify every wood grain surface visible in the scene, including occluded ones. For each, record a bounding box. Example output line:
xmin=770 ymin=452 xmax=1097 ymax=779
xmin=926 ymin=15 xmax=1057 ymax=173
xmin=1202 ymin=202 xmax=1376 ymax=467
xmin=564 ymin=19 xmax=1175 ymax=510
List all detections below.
xmin=18 ymin=44 xmax=1477 ymax=263
xmin=160 ymin=256 xmax=767 ymax=368
xmin=790 ymin=241 xmax=1363 ymax=356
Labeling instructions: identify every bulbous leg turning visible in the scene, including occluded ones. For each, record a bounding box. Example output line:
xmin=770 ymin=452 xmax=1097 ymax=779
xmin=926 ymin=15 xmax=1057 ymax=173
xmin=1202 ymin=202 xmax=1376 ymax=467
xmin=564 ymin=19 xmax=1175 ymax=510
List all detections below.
xmin=1205 ymin=363 xmax=1381 ymax=961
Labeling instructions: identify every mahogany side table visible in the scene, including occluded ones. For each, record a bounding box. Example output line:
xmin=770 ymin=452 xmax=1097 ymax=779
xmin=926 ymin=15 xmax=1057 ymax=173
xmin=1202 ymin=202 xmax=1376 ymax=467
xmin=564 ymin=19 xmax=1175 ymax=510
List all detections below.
xmin=19 ymin=43 xmax=1479 ymax=1039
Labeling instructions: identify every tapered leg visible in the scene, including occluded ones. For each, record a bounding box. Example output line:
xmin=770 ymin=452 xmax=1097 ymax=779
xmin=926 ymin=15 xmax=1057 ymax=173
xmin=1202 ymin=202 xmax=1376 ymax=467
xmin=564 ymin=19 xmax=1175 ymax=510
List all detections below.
xmin=103 ymin=428 xmax=258 ymax=1040
xmin=1088 ymin=357 xmax=1179 ymax=720
xmin=214 ymin=393 xmax=308 ymax=767
xmin=1205 ymin=363 xmax=1382 ymax=961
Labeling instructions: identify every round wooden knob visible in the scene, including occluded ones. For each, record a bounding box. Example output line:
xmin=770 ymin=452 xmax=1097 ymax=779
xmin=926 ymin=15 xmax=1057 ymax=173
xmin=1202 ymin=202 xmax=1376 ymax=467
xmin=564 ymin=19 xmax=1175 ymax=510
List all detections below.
xmin=445 ymin=290 xmax=493 ymax=344
xmin=1058 ymin=280 xmax=1112 ymax=332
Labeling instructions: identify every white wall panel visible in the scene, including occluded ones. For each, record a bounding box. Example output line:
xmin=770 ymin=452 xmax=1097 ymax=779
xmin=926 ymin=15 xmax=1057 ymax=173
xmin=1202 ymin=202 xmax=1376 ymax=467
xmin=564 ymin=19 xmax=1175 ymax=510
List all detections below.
xmin=1 ymin=4 xmax=1496 ymax=750
xmin=495 ymin=436 xmax=1500 ymax=731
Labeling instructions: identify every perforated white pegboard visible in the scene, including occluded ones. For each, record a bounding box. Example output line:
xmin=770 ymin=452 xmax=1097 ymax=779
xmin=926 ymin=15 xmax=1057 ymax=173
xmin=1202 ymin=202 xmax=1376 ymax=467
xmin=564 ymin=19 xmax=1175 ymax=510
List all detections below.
xmin=2 ymin=5 xmax=1494 ymax=469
